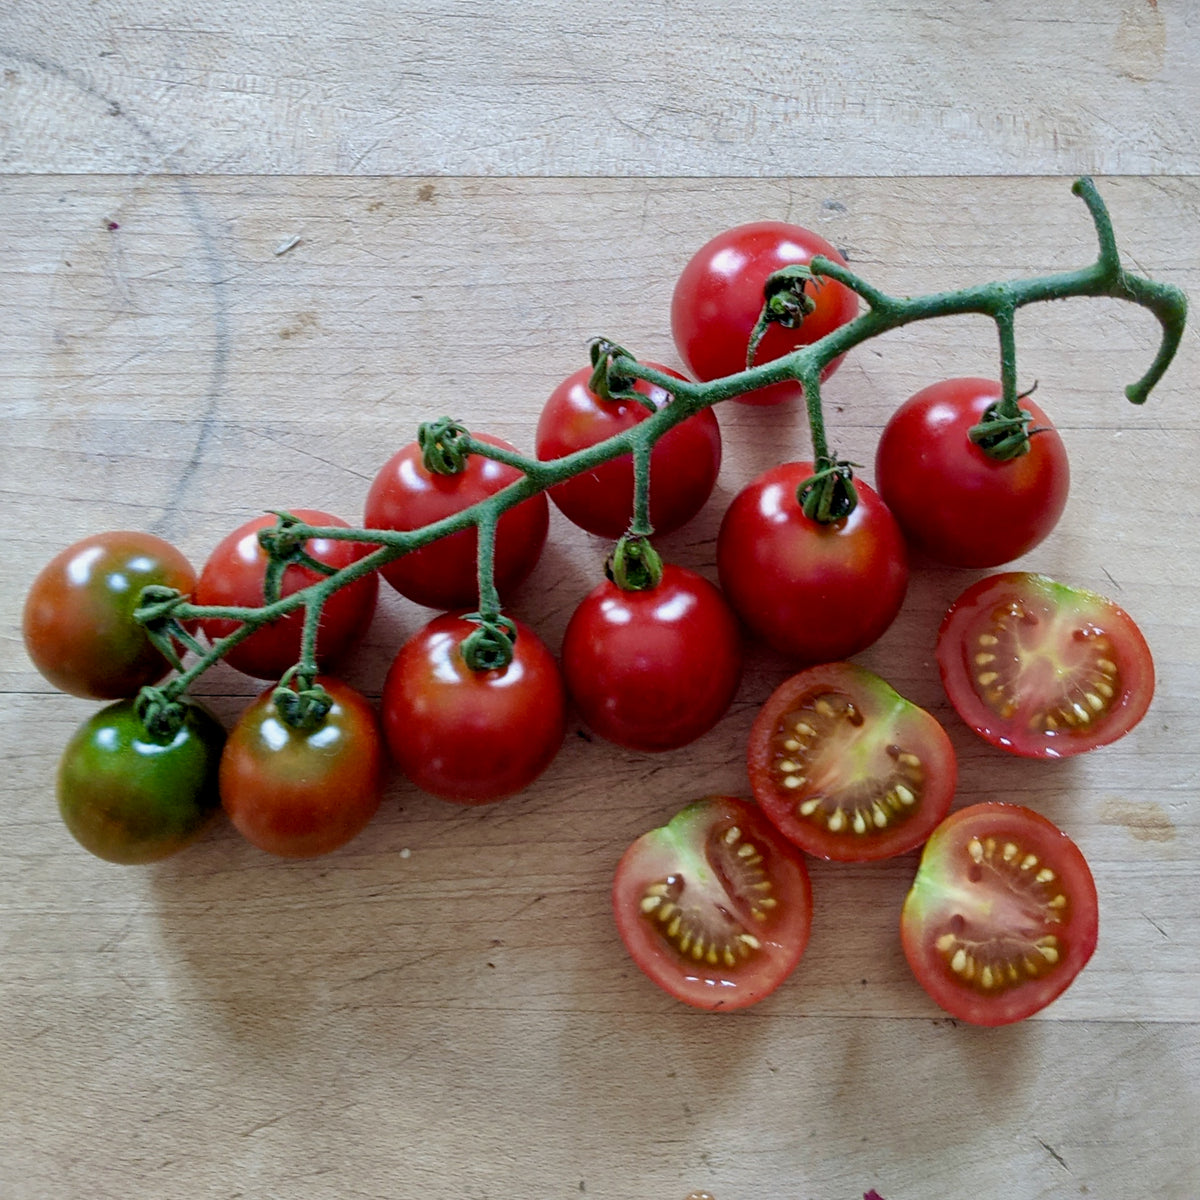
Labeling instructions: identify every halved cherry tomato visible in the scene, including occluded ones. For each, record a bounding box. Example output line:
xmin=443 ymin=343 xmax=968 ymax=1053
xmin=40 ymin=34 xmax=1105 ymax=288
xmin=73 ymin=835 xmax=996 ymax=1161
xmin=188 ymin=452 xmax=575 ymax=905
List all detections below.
xmin=23 ymin=531 xmax=196 ymax=700
xmin=716 ymin=461 xmax=908 ymax=662
xmin=900 ymin=802 xmax=1099 ymax=1025
xmin=671 ymin=221 xmax=860 ymax=406
xmin=613 ymin=795 xmax=813 ymax=1011
xmin=196 ymin=510 xmax=378 ymax=681
xmin=561 ymin=564 xmax=743 ymax=753
xmin=937 ymin=572 xmax=1154 ymax=758
xmin=534 ymin=363 xmax=722 ymax=539
xmin=874 ymin=378 xmax=1070 ymax=567
xmin=747 ymin=663 xmax=956 ymax=862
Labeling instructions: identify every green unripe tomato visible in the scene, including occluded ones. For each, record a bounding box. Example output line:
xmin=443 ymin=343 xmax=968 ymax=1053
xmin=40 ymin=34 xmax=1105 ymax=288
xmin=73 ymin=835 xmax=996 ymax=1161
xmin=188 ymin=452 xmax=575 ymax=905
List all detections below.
xmin=57 ymin=698 xmax=226 ymax=864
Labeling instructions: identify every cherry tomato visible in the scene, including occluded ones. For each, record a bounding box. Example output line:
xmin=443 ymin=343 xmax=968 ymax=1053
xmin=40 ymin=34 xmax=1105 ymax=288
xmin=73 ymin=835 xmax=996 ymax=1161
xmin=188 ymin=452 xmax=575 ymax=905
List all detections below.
xmin=901 ymin=802 xmax=1099 ymax=1025
xmin=364 ymin=431 xmax=549 ymax=610
xmin=195 ymin=510 xmax=379 ymax=681
xmin=671 ymin=221 xmax=859 ymax=406
xmin=57 ymin=698 xmax=225 ymax=864
xmin=23 ymin=531 xmax=196 ymax=699
xmin=381 ymin=612 xmax=566 ymax=804
xmin=613 ymin=795 xmax=813 ymax=1011
xmin=937 ymin=572 xmax=1154 ymax=758
xmin=534 ymin=363 xmax=722 ymax=539
xmin=561 ymin=564 xmax=743 ymax=752
xmin=747 ymin=663 xmax=956 ymax=862
xmin=716 ymin=462 xmax=908 ymax=662
xmin=874 ymin=378 xmax=1070 ymax=567
xmin=219 ymin=678 xmax=385 ymax=858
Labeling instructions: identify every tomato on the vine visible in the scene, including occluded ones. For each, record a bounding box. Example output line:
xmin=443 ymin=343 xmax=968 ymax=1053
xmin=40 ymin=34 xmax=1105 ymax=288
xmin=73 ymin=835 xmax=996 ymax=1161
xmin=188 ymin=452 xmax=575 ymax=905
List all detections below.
xmin=671 ymin=221 xmax=859 ymax=406
xmin=534 ymin=363 xmax=722 ymax=539
xmin=716 ymin=462 xmax=908 ymax=662
xmin=23 ymin=531 xmax=196 ymax=700
xmin=874 ymin=378 xmax=1070 ymax=567
xmin=364 ymin=431 xmax=549 ymax=610
xmin=195 ymin=509 xmax=378 ymax=681
xmin=561 ymin=563 xmax=742 ymax=752
xmin=937 ymin=571 xmax=1154 ymax=758
xmin=901 ymin=802 xmax=1099 ymax=1025
xmin=613 ymin=795 xmax=813 ymax=1011
xmin=381 ymin=612 xmax=566 ymax=804
xmin=747 ymin=663 xmax=956 ymax=862
xmin=219 ymin=678 xmax=385 ymax=858
xmin=57 ymin=698 xmax=225 ymax=864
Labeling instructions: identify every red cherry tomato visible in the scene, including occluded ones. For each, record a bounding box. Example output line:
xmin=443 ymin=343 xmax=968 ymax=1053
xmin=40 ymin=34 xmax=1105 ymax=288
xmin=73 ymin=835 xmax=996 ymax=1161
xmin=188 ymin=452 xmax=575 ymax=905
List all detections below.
xmin=219 ymin=678 xmax=385 ymax=858
xmin=535 ymin=363 xmax=722 ymax=539
xmin=613 ymin=795 xmax=814 ymax=1011
xmin=874 ymin=378 xmax=1071 ymax=567
xmin=747 ymin=663 xmax=956 ymax=862
xmin=363 ymin=432 xmax=549 ymax=610
xmin=561 ymin=564 xmax=742 ymax=752
xmin=195 ymin=510 xmax=378 ymax=681
xmin=23 ymin=531 xmax=196 ymax=699
xmin=937 ymin=572 xmax=1154 ymax=758
xmin=671 ymin=221 xmax=859 ymax=406
xmin=381 ymin=612 xmax=566 ymax=804
xmin=901 ymin=802 xmax=1099 ymax=1025
xmin=716 ymin=462 xmax=908 ymax=662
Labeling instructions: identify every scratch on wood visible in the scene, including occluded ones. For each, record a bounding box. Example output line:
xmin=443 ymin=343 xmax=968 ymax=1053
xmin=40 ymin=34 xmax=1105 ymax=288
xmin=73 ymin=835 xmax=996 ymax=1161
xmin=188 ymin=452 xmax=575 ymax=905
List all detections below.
xmin=1037 ymin=1138 xmax=1070 ymax=1171
xmin=273 ymin=234 xmax=301 ymax=256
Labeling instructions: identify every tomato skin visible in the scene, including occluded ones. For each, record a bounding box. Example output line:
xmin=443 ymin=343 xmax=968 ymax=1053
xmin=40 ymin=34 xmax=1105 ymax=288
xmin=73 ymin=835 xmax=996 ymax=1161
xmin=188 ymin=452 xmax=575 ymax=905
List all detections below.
xmin=747 ymin=663 xmax=956 ymax=862
xmin=671 ymin=221 xmax=859 ymax=406
xmin=900 ymin=802 xmax=1099 ymax=1025
xmin=535 ymin=364 xmax=722 ymax=539
xmin=716 ymin=462 xmax=908 ymax=662
xmin=57 ymin=699 xmax=225 ymax=864
xmin=612 ymin=795 xmax=813 ymax=1011
xmin=937 ymin=572 xmax=1154 ymax=758
xmin=363 ymin=432 xmax=549 ymax=610
xmin=23 ymin=531 xmax=196 ymax=700
xmin=381 ymin=613 xmax=566 ymax=804
xmin=195 ymin=510 xmax=378 ymax=681
xmin=875 ymin=378 xmax=1070 ymax=567
xmin=561 ymin=565 xmax=743 ymax=752
xmin=219 ymin=678 xmax=385 ymax=858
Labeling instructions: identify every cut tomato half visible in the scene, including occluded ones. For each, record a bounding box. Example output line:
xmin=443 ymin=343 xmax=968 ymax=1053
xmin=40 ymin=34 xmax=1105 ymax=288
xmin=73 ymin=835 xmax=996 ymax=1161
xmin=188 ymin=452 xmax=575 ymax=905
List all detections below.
xmin=747 ymin=663 xmax=957 ymax=862
xmin=937 ymin=572 xmax=1154 ymax=758
xmin=613 ymin=796 xmax=813 ymax=1011
xmin=900 ymin=803 xmax=1099 ymax=1025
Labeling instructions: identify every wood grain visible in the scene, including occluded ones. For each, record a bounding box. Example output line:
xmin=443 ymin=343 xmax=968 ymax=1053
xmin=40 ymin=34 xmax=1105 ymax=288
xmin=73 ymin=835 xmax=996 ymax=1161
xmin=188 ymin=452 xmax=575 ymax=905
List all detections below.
xmin=2 ymin=171 xmax=1198 ymax=1199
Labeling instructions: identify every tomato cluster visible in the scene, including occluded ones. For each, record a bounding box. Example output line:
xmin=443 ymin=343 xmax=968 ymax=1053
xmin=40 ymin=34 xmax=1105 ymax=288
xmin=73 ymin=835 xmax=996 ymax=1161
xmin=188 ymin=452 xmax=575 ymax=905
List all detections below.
xmin=24 ymin=216 xmax=1158 ymax=1027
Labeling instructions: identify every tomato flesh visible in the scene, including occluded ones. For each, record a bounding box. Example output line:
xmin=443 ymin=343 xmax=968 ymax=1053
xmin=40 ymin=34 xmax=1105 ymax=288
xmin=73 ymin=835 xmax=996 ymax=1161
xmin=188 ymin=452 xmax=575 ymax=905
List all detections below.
xmin=748 ymin=663 xmax=956 ymax=862
xmin=901 ymin=802 xmax=1098 ymax=1025
xmin=613 ymin=795 xmax=813 ymax=1011
xmin=937 ymin=572 xmax=1154 ymax=758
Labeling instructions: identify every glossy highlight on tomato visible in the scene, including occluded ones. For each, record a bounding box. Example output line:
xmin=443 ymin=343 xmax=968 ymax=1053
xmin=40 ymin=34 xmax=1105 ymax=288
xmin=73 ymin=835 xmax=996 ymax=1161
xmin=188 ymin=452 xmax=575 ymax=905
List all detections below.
xmin=381 ymin=612 xmax=566 ymax=804
xmin=716 ymin=461 xmax=908 ymax=662
xmin=561 ymin=564 xmax=742 ymax=752
xmin=364 ymin=431 xmax=548 ymax=610
xmin=613 ymin=795 xmax=813 ymax=1011
xmin=875 ymin=378 xmax=1070 ymax=567
xmin=196 ymin=510 xmax=379 ymax=681
xmin=535 ymin=363 xmax=722 ymax=539
xmin=220 ymin=678 xmax=385 ymax=858
xmin=937 ymin=572 xmax=1154 ymax=758
xmin=23 ymin=531 xmax=196 ymax=700
xmin=901 ymin=803 xmax=1099 ymax=1025
xmin=57 ymin=698 xmax=225 ymax=864
xmin=671 ymin=221 xmax=859 ymax=406
xmin=748 ymin=663 xmax=956 ymax=862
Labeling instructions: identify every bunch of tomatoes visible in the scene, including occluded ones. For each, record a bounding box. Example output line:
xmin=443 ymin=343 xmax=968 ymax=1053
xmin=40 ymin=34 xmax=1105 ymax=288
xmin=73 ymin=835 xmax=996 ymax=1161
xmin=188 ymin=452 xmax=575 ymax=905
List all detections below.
xmin=23 ymin=217 xmax=1160 ymax=1028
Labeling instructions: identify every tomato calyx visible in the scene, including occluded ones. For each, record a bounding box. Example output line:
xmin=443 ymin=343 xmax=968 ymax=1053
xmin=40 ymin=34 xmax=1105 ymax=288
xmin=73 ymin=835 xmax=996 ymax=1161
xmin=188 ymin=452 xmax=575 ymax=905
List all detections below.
xmin=459 ymin=611 xmax=518 ymax=671
xmin=746 ymin=264 xmax=820 ymax=368
xmin=134 ymin=685 xmax=192 ymax=742
xmin=606 ymin=534 xmax=664 ymax=592
xmin=796 ymin=455 xmax=860 ymax=523
xmin=417 ymin=416 xmax=473 ymax=475
xmin=271 ymin=668 xmax=335 ymax=731
xmin=588 ymin=337 xmax=655 ymax=412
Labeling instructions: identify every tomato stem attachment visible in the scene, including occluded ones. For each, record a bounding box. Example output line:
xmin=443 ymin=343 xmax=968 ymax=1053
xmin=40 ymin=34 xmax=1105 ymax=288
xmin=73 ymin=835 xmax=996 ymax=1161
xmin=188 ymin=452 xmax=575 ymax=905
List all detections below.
xmin=746 ymin=264 xmax=820 ymax=369
xmin=460 ymin=612 xmax=518 ymax=671
xmin=797 ymin=457 xmax=860 ymax=523
xmin=419 ymin=417 xmax=473 ymax=475
xmin=589 ymin=338 xmax=656 ymax=413
xmin=272 ymin=668 xmax=333 ymax=730
xmin=134 ymin=685 xmax=189 ymax=740
xmin=607 ymin=534 xmax=664 ymax=592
